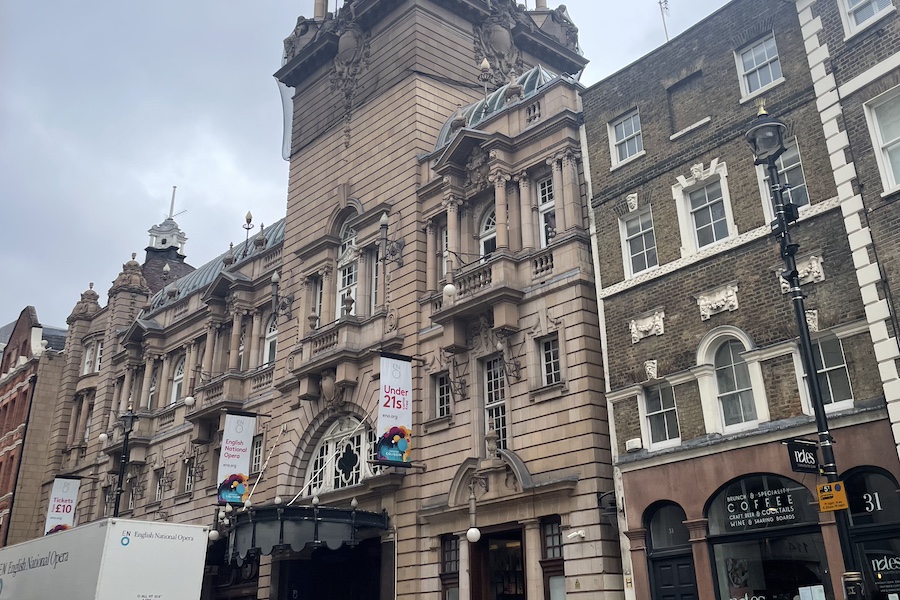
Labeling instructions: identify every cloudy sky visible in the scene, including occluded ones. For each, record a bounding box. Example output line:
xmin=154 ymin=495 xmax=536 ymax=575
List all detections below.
xmin=1 ymin=0 xmax=730 ymax=329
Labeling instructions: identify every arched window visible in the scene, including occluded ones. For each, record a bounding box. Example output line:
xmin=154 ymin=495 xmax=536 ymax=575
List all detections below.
xmin=715 ymin=339 xmax=756 ymax=427
xmin=844 ymin=468 xmax=900 ymax=595
xmin=304 ymin=417 xmax=377 ymax=496
xmin=147 ymin=367 xmax=158 ymax=410
xmin=170 ymin=357 xmax=185 ymax=405
xmin=336 ymin=221 xmax=358 ymax=319
xmin=480 ymin=209 xmax=497 ymax=259
xmin=264 ymin=315 xmax=278 ymax=365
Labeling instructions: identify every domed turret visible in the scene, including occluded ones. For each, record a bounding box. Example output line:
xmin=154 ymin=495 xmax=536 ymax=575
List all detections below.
xmin=109 ymin=253 xmax=151 ymax=296
xmin=67 ymin=283 xmax=101 ymax=324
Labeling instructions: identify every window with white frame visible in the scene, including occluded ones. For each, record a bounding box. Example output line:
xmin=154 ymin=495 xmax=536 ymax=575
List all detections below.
xmin=310 ymin=276 xmax=325 ymax=328
xmin=435 ymin=372 xmax=452 ymax=419
xmin=541 ymin=335 xmax=562 ymax=386
xmin=538 ymin=177 xmax=556 ymax=247
xmin=866 ymin=88 xmax=900 ymax=193
xmin=336 ymin=221 xmax=358 ymax=319
xmin=264 ymin=315 xmax=278 ymax=365
xmin=758 ymin=139 xmax=809 ymax=221
xmin=82 ymin=344 xmax=94 ymax=375
xmin=250 ymin=434 xmax=263 ymax=473
xmin=621 ymin=210 xmax=658 ymax=276
xmin=673 ymin=161 xmax=736 ymax=256
xmin=439 ymin=225 xmax=449 ymax=277
xmin=170 ymin=357 xmax=185 ymax=405
xmin=609 ymin=109 xmax=644 ymax=166
xmin=480 ymin=209 xmax=497 ymax=259
xmin=183 ymin=458 xmax=195 ymax=493
xmin=484 ymin=356 xmax=508 ymax=450
xmin=304 ymin=417 xmax=377 ymax=495
xmin=370 ymin=248 xmax=379 ymax=313
xmin=811 ymin=338 xmax=854 ymax=407
xmin=94 ymin=341 xmax=104 ymax=372
xmin=736 ymin=34 xmax=782 ymax=98
xmin=840 ymin=0 xmax=894 ymax=37
xmin=645 ymin=383 xmax=680 ymax=446
xmin=154 ymin=469 xmax=165 ymax=502
xmin=82 ymin=402 xmax=94 ymax=443
xmin=715 ymin=339 xmax=757 ymax=427
xmin=147 ymin=366 xmax=158 ymax=410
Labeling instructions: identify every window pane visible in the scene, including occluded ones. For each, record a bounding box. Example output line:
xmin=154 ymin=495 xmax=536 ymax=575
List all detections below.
xmin=828 ymin=370 xmax=853 ymax=403
xmin=649 ymin=413 xmax=667 ymax=443
xmin=549 ymin=576 xmax=567 ymax=600
xmin=876 ymin=96 xmax=900 ymax=144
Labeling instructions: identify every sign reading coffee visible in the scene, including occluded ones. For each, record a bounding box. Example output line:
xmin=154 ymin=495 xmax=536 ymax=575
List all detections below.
xmin=708 ymin=474 xmax=819 ymax=535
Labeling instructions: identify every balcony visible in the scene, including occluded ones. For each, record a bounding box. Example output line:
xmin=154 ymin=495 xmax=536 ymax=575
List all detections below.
xmin=184 ymin=364 xmax=275 ymax=442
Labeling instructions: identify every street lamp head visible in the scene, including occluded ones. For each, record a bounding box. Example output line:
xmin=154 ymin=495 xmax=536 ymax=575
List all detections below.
xmin=121 ymin=405 xmax=139 ymax=433
xmin=98 ymin=432 xmax=108 ymax=444
xmin=184 ymin=395 xmax=195 ymax=407
xmin=466 ymin=526 xmax=481 ymax=543
xmin=746 ymin=110 xmax=787 ymax=165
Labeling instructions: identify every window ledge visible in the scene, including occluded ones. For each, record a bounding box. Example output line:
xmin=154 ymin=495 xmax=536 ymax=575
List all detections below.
xmin=530 ymin=381 xmax=567 ymax=402
xmin=424 ymin=415 xmax=453 ymax=433
xmin=627 ymin=265 xmax=659 ymax=280
xmin=647 ymin=438 xmax=682 ymax=452
xmin=880 ymin=184 xmax=900 ymax=198
xmin=739 ymin=77 xmax=786 ymax=105
xmin=174 ymin=491 xmax=193 ymax=505
xmin=610 ymin=150 xmax=646 ymax=172
xmin=145 ymin=500 xmax=162 ymax=510
xmin=722 ymin=420 xmax=760 ymax=435
xmin=669 ymin=117 xmax=712 ymax=141
xmin=844 ymin=6 xmax=897 ymax=42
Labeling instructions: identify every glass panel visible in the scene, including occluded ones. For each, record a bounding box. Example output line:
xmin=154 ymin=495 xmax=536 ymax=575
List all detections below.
xmin=877 ymin=96 xmax=900 ymax=144
xmin=649 ymin=414 xmax=667 ymax=443
xmin=708 ymin=475 xmax=819 ymax=535
xmin=649 ymin=504 xmax=690 ymax=549
xmin=549 ymin=576 xmax=567 ymax=600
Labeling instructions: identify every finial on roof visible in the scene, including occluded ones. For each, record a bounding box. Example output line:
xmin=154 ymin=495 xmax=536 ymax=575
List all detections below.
xmin=755 ymin=97 xmax=768 ymax=117
xmin=169 ymin=186 xmax=177 ymax=219
xmin=131 ymin=252 xmax=137 ymax=260
xmin=89 ymin=282 xmax=94 ymax=289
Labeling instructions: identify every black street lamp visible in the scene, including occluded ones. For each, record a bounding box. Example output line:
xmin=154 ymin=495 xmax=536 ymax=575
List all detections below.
xmin=99 ymin=405 xmax=139 ymax=518
xmin=746 ymin=107 xmax=863 ymax=598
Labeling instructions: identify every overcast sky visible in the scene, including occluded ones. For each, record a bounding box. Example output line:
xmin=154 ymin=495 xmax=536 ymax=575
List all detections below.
xmin=0 ymin=0 xmax=730 ymax=330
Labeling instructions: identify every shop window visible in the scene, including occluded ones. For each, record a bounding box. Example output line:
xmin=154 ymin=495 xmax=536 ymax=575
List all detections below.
xmin=441 ymin=535 xmax=460 ymax=600
xmin=304 ymin=417 xmax=378 ymax=496
xmin=541 ymin=516 xmax=565 ymax=600
xmin=171 ymin=357 xmax=185 ymax=405
xmin=480 ymin=209 xmax=498 ymax=259
xmin=484 ymin=355 xmax=508 ymax=450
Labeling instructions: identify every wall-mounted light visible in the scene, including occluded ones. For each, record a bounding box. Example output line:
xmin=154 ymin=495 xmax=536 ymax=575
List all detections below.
xmin=380 ymin=213 xmax=405 ymax=267
xmin=270 ymin=271 xmax=294 ymax=321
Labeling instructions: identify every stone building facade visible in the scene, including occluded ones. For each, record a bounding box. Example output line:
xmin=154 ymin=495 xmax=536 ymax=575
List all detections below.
xmin=581 ymin=0 xmax=900 ymax=599
xmin=35 ymin=2 xmax=624 ymax=600
xmin=0 ymin=306 xmax=65 ymax=545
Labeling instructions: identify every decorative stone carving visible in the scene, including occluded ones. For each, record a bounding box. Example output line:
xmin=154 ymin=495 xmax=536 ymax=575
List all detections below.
xmin=644 ymin=360 xmax=658 ymax=381
xmin=629 ymin=310 xmax=665 ymax=344
xmin=465 ymin=145 xmax=489 ymax=190
xmin=626 ymin=193 xmax=639 ymax=212
xmin=110 ymin=253 xmax=150 ymax=296
xmin=806 ymin=310 xmax=819 ymax=333
xmin=67 ymin=283 xmax=101 ymax=324
xmin=780 ymin=255 xmax=825 ymax=293
xmin=551 ymin=5 xmax=580 ymax=51
xmin=320 ymin=369 xmax=346 ymax=412
xmin=697 ymin=284 xmax=739 ymax=320
xmin=474 ymin=0 xmax=526 ymax=86
xmin=330 ymin=14 xmax=371 ymax=148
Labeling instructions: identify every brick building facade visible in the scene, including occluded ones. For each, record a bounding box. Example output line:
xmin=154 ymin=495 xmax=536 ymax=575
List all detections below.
xmin=581 ymin=0 xmax=900 ymax=599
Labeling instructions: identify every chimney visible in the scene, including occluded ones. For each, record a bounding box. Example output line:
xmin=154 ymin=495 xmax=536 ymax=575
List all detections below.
xmin=314 ymin=0 xmax=327 ymax=20
xmin=535 ymin=0 xmax=548 ymax=8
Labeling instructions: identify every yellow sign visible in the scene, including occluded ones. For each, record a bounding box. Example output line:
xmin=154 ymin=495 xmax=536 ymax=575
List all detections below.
xmin=818 ymin=481 xmax=849 ymax=512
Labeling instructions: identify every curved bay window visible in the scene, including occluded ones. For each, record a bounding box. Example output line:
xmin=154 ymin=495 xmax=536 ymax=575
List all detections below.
xmin=304 ymin=417 xmax=378 ymax=496
xmin=645 ymin=502 xmax=696 ymax=600
xmin=845 ymin=467 xmax=900 ymax=599
xmin=707 ymin=474 xmax=830 ymax=600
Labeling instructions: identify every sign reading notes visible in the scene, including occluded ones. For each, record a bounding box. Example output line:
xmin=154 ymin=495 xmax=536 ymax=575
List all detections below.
xmin=216 ymin=413 xmax=257 ymax=504
xmin=44 ymin=477 xmax=80 ymax=534
xmin=376 ymin=353 xmax=413 ymax=465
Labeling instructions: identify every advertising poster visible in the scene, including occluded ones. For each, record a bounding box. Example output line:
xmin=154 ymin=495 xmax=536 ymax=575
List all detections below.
xmin=216 ymin=413 xmax=256 ymax=504
xmin=44 ymin=476 xmax=80 ymax=534
xmin=377 ymin=353 xmax=413 ymax=465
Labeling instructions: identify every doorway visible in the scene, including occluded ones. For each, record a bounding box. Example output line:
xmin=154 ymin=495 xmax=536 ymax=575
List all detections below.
xmin=278 ymin=536 xmax=382 ymax=600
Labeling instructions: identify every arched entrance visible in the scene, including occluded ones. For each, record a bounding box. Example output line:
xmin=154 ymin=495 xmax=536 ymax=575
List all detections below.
xmin=645 ymin=502 xmax=697 ymax=600
xmin=278 ymin=536 xmax=382 ymax=600
xmin=845 ymin=467 xmax=900 ymax=599
xmin=706 ymin=473 xmax=831 ymax=600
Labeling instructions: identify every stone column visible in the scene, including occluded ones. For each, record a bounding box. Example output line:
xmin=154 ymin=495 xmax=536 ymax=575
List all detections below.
xmin=426 ymin=220 xmax=437 ymax=292
xmin=357 ymin=252 xmax=372 ymax=316
xmin=562 ymin=149 xmax=581 ymax=231
xmin=548 ymin=155 xmax=566 ymax=232
xmin=156 ymin=354 xmax=171 ymax=410
xmin=444 ymin=197 xmax=462 ymax=273
xmin=458 ymin=533 xmax=471 ymax=600
xmin=183 ymin=342 xmax=195 ymax=395
xmin=322 ymin=268 xmax=335 ymax=325
xmin=228 ymin=311 xmax=243 ymax=372
xmin=139 ymin=356 xmax=155 ymax=410
xmin=490 ymin=170 xmax=511 ymax=250
xmin=66 ymin=395 xmax=81 ymax=447
xmin=523 ymin=519 xmax=544 ymax=600
xmin=202 ymin=322 xmax=215 ymax=378
xmin=110 ymin=367 xmax=132 ymax=428
xmin=507 ymin=177 xmax=522 ymax=251
xmin=625 ymin=528 xmax=650 ymax=600
xmin=685 ymin=518 xmax=716 ymax=600
xmin=517 ymin=172 xmax=534 ymax=250
xmin=249 ymin=310 xmax=262 ymax=370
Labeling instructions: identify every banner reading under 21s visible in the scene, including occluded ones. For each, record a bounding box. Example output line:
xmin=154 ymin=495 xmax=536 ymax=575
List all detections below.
xmin=216 ymin=413 xmax=257 ymax=505
xmin=44 ymin=476 xmax=80 ymax=534
xmin=377 ymin=353 xmax=413 ymax=465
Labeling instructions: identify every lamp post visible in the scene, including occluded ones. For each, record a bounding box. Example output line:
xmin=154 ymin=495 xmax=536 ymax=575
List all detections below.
xmin=99 ymin=405 xmax=139 ymax=517
xmin=746 ymin=107 xmax=861 ymax=596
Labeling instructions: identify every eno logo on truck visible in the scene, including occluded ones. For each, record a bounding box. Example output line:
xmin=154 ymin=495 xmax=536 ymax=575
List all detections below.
xmin=120 ymin=535 xmax=130 ymax=546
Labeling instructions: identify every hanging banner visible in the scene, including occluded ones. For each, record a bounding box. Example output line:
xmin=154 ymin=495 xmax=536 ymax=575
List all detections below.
xmin=377 ymin=353 xmax=413 ymax=466
xmin=44 ymin=476 xmax=81 ymax=534
xmin=216 ymin=413 xmax=257 ymax=505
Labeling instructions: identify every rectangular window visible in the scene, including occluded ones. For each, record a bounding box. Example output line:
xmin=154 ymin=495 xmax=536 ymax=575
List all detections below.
xmin=440 ymin=535 xmax=460 ymax=600
xmin=541 ymin=516 xmax=566 ymax=600
xmin=542 ymin=336 xmax=562 ymax=386
xmin=184 ymin=459 xmax=195 ymax=493
xmin=95 ymin=341 xmax=104 ymax=372
xmin=440 ymin=225 xmax=449 ymax=277
xmin=542 ymin=518 xmax=563 ymax=559
xmin=83 ymin=344 xmax=94 ymax=375
xmin=538 ymin=177 xmax=556 ymax=247
xmin=337 ymin=263 xmax=358 ymax=318
xmin=435 ymin=373 xmax=452 ymax=419
xmin=370 ymin=248 xmax=379 ymax=313
xmin=251 ymin=434 xmax=263 ymax=473
xmin=812 ymin=338 xmax=853 ymax=406
xmin=646 ymin=383 xmax=680 ymax=445
xmin=485 ymin=356 xmax=508 ymax=450
xmin=610 ymin=110 xmax=643 ymax=165
xmin=154 ymin=469 xmax=165 ymax=502
xmin=737 ymin=34 xmax=782 ymax=97
xmin=690 ymin=180 xmax=728 ymax=248
xmin=869 ymin=91 xmax=900 ymax=191
xmin=760 ymin=140 xmax=809 ymax=214
xmin=623 ymin=211 xmax=658 ymax=275
xmin=842 ymin=0 xmax=893 ymax=36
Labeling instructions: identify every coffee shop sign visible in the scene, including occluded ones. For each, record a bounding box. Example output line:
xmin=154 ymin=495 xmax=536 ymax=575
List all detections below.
xmin=727 ymin=487 xmax=796 ymax=529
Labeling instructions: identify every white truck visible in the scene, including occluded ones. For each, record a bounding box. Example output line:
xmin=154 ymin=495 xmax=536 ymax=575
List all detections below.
xmin=0 ymin=518 xmax=209 ymax=600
